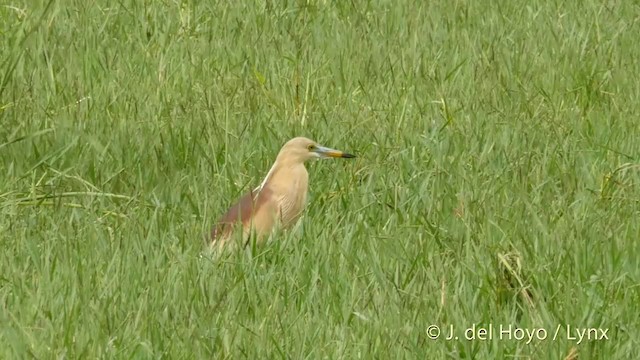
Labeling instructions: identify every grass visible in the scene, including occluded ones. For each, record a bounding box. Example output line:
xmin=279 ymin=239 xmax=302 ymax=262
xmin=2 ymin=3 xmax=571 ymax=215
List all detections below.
xmin=1 ymin=0 xmax=639 ymax=358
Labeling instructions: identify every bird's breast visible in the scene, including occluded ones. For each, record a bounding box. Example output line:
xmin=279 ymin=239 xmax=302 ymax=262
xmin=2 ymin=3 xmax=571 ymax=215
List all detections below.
xmin=276 ymin=168 xmax=308 ymax=227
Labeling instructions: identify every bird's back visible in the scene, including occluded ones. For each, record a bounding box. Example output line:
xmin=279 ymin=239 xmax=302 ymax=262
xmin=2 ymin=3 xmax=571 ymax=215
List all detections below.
xmin=210 ymin=186 xmax=277 ymax=247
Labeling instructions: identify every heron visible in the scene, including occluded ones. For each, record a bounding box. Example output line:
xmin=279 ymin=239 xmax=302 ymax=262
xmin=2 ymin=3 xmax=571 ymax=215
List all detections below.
xmin=209 ymin=137 xmax=356 ymax=250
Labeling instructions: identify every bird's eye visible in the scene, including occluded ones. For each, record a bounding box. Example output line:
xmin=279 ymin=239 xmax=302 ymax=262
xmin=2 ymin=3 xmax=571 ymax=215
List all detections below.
xmin=307 ymin=144 xmax=315 ymax=150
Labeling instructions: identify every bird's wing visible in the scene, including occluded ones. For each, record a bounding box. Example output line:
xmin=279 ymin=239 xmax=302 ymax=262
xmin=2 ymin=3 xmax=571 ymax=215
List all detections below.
xmin=210 ymin=187 xmax=275 ymax=243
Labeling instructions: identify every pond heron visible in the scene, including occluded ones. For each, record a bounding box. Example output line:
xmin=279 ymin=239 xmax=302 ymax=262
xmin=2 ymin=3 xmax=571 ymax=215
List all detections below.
xmin=209 ymin=137 xmax=355 ymax=250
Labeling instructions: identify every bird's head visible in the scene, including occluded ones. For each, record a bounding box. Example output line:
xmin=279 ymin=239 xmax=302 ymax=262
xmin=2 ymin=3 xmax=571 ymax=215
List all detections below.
xmin=277 ymin=137 xmax=356 ymax=164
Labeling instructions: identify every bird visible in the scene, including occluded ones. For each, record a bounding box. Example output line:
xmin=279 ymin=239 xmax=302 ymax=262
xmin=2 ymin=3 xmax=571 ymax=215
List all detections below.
xmin=209 ymin=137 xmax=355 ymax=251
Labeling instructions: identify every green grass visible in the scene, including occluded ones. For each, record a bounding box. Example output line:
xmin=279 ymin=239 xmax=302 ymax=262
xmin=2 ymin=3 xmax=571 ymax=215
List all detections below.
xmin=1 ymin=0 xmax=639 ymax=358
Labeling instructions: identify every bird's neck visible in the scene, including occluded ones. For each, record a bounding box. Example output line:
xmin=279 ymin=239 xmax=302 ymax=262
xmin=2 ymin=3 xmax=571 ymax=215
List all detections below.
xmin=257 ymin=159 xmax=307 ymax=192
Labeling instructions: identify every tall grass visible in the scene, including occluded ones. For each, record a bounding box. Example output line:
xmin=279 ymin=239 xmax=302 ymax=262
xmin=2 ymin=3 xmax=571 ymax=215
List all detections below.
xmin=1 ymin=0 xmax=638 ymax=358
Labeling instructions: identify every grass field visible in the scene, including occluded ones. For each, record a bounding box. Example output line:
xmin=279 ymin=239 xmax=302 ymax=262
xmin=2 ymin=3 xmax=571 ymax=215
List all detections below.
xmin=1 ymin=0 xmax=639 ymax=358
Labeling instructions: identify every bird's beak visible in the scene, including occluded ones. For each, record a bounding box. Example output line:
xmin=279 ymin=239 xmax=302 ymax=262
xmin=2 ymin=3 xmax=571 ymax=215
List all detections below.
xmin=314 ymin=145 xmax=356 ymax=159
